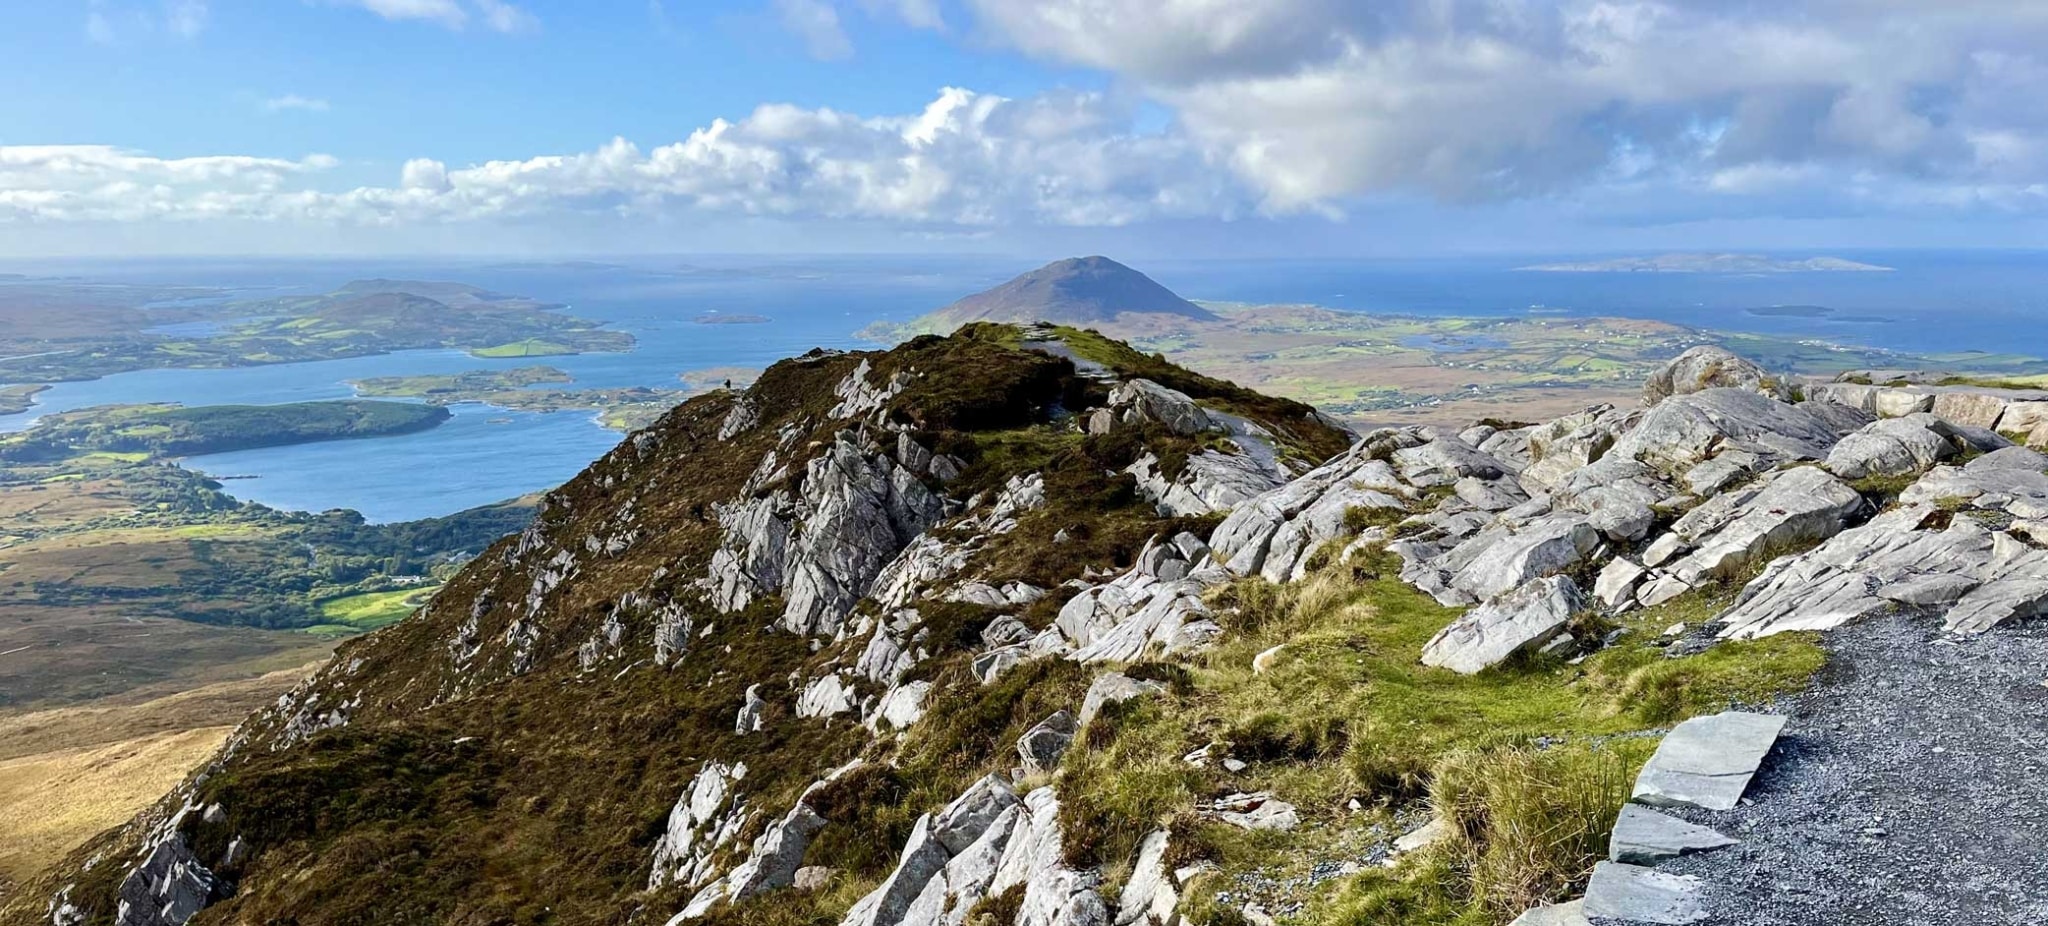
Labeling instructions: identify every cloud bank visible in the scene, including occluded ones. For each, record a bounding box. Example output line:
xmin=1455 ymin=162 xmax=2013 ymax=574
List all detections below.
xmin=0 ymin=90 xmax=1235 ymax=228
xmin=17 ymin=0 xmax=2048 ymax=249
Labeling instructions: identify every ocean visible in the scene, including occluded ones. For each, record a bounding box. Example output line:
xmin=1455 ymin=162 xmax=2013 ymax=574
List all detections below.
xmin=4 ymin=251 xmax=2045 ymax=521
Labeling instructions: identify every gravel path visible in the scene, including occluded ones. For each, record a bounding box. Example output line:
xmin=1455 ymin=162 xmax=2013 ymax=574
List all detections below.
xmin=1654 ymin=614 xmax=2048 ymax=925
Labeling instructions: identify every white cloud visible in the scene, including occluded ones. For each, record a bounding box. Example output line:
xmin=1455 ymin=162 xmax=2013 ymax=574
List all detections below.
xmin=0 ymin=89 xmax=1240 ymax=229
xmin=327 ymin=0 xmax=535 ymax=32
xmin=472 ymin=0 xmax=538 ymax=34
xmin=777 ymin=0 xmax=853 ymax=60
xmin=262 ymin=94 xmax=332 ymax=114
xmin=83 ymin=0 xmax=206 ymax=43
xmin=164 ymin=0 xmax=207 ymax=37
xmin=960 ymin=0 xmax=2048 ymax=213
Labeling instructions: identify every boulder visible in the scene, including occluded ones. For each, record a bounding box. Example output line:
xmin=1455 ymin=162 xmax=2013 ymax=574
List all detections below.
xmin=1079 ymin=673 xmax=1163 ymax=728
xmin=1611 ymin=388 xmax=1838 ymax=474
xmin=1607 ymin=805 xmax=1736 ymax=865
xmin=1717 ymin=508 xmax=1996 ymax=638
xmin=1582 ymin=861 xmax=1705 ymax=925
xmin=1446 ymin=516 xmax=1601 ymax=603
xmin=1113 ymin=831 xmax=1178 ymax=926
xmin=1507 ymin=899 xmax=1589 ymax=926
xmin=1823 ymin=414 xmax=1962 ymax=479
xmin=735 ymin=684 xmax=766 ymax=734
xmin=1657 ymin=466 xmax=1865 ymax=587
xmin=1421 ymin=576 xmax=1584 ymax=675
xmin=1594 ymin=558 xmax=1646 ymax=609
xmin=1631 ymin=711 xmax=1787 ymax=811
xmin=1106 ymin=379 xmax=1216 ymax=436
xmin=795 ymin=867 xmax=836 ymax=892
xmin=1642 ymin=346 xmax=1789 ymax=406
xmin=1933 ymin=391 xmax=2011 ymax=429
xmin=1017 ymin=711 xmax=1079 ymax=774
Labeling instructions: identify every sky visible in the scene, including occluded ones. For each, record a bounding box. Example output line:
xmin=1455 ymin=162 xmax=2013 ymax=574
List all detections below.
xmin=4 ymin=1 xmax=2048 ymax=258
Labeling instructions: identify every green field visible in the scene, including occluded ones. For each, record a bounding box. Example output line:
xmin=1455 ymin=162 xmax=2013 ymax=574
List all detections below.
xmin=470 ymin=339 xmax=576 ymax=358
xmin=311 ymin=585 xmax=441 ymax=635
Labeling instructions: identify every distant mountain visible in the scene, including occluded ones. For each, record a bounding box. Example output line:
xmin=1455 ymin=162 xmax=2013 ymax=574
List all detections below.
xmin=922 ymin=256 xmax=1218 ymax=329
xmin=1519 ymin=254 xmax=1894 ymax=273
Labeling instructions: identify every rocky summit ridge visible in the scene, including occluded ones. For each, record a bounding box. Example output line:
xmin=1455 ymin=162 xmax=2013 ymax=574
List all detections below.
xmin=16 ymin=338 xmax=2048 ymax=926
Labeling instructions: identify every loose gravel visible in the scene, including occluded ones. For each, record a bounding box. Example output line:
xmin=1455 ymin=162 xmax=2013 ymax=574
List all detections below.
xmin=1652 ymin=613 xmax=2048 ymax=926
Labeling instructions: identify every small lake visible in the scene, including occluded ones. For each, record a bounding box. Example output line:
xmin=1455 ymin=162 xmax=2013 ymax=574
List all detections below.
xmin=183 ymin=403 xmax=620 ymax=523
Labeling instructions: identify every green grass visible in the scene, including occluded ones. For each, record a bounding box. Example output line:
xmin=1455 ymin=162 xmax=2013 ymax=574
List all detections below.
xmin=1056 ymin=553 xmax=1824 ymax=925
xmin=315 ymin=585 xmax=440 ymax=633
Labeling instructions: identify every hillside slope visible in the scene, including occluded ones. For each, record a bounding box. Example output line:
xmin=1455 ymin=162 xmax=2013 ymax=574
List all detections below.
xmin=20 ymin=341 xmax=2048 ymax=926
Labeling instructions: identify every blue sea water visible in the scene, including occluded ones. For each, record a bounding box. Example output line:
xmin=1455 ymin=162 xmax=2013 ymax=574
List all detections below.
xmin=3 ymin=251 xmax=2046 ymax=521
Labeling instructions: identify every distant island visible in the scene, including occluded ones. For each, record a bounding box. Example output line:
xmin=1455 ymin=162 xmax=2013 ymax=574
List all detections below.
xmin=1520 ymin=254 xmax=1894 ymax=273
xmin=350 ymin=366 xmax=687 ymax=432
xmin=0 ymin=278 xmax=634 ymax=384
xmin=693 ymin=314 xmax=770 ymax=325
xmin=0 ymin=399 xmax=450 ymax=462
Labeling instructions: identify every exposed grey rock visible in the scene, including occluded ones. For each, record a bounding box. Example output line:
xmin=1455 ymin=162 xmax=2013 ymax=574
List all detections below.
xmin=650 ymin=761 xmax=749 ymax=890
xmin=795 ymin=867 xmax=836 ymax=891
xmin=735 ymin=684 xmax=765 ymax=735
xmin=840 ymin=815 xmax=951 ymax=926
xmin=115 ymin=834 xmax=223 ymax=926
xmin=1392 ymin=437 xmax=1511 ymax=488
xmin=1393 ymin=817 xmax=1448 ymax=853
xmin=1608 ymin=805 xmax=1736 ymax=866
xmin=711 ymin=430 xmax=944 ymax=636
xmin=1209 ymin=792 xmax=1299 ymax=831
xmin=1716 ymin=507 xmax=2000 ymax=638
xmin=988 ymin=787 xmax=1108 ymax=926
xmin=1105 ymin=379 xmax=1216 ymax=436
xmin=1655 ymin=466 xmax=1864 ymax=587
xmin=1018 ymin=711 xmax=1079 ymax=774
xmin=1611 ymin=388 xmax=1839 ymax=474
xmin=1823 ymin=413 xmax=1963 ymax=479
xmin=1583 ymin=861 xmax=1705 ymax=925
xmin=717 ymin=396 xmax=760 ymax=441
xmin=1209 ymin=449 xmax=1414 ymax=583
xmin=830 ymin=358 xmax=909 ymax=420
xmin=1944 ymin=578 xmax=2048 ymax=634
xmin=1796 ymin=398 xmax=1877 ymax=437
xmin=1114 ymin=830 xmax=1178 ymax=926
xmin=1422 ymin=576 xmax=1584 ymax=674
xmin=1508 ymin=899 xmax=1589 ymax=926
xmin=1455 ymin=475 xmax=1530 ymax=512
xmin=1594 ymin=558 xmax=1646 ymax=609
xmin=798 ymin=675 xmax=859 ymax=719
xmin=868 ymin=681 xmax=932 ymax=731
xmin=1631 ymin=711 xmax=1787 ymax=811
xmin=1129 ymin=448 xmax=1287 ymax=518
xmin=1643 ymin=346 xmax=1789 ymax=406
xmin=1078 ymin=673 xmax=1163 ymax=728
xmin=1446 ymin=515 xmax=1601 ymax=603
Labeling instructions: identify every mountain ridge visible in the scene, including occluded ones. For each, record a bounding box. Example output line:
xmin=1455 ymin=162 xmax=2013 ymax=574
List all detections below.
xmin=21 ymin=340 xmax=2048 ymax=926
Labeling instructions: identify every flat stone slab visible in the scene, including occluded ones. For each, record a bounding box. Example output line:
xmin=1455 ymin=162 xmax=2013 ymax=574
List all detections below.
xmin=1609 ymin=805 xmax=1737 ymax=865
xmin=1509 ymin=898 xmax=1590 ymax=926
xmin=1632 ymin=711 xmax=1787 ymax=810
xmin=1584 ymin=861 xmax=1705 ymax=925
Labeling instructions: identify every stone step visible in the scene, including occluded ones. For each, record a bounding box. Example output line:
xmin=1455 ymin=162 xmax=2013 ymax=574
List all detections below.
xmin=1631 ymin=711 xmax=1787 ymax=811
xmin=1609 ymin=805 xmax=1737 ymax=865
xmin=1583 ymin=861 xmax=1705 ymax=925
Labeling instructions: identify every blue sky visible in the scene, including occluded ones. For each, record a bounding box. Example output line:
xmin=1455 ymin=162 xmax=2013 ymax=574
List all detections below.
xmin=5 ymin=1 xmax=2048 ymax=257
